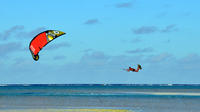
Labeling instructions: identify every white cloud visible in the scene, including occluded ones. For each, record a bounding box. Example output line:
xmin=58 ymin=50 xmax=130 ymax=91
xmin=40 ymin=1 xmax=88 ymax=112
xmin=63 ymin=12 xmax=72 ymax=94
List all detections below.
xmin=1 ymin=50 xmax=200 ymax=84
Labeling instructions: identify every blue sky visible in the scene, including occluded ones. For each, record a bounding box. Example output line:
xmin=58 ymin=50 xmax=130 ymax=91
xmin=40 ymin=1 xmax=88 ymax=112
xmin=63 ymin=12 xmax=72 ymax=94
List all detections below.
xmin=0 ymin=0 xmax=200 ymax=84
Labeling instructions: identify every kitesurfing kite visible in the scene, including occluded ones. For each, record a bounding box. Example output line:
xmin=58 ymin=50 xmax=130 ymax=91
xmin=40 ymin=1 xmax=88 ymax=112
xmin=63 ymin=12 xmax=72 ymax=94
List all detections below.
xmin=124 ymin=64 xmax=142 ymax=72
xmin=29 ymin=30 xmax=65 ymax=61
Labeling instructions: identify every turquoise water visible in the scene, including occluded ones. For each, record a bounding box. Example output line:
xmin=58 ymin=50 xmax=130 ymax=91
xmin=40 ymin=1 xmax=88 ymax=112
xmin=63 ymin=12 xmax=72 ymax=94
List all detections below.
xmin=1 ymin=84 xmax=200 ymax=112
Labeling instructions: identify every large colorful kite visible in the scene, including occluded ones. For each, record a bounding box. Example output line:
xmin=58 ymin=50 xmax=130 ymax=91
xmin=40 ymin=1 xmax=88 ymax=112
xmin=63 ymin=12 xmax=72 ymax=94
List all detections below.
xmin=29 ymin=30 xmax=65 ymax=61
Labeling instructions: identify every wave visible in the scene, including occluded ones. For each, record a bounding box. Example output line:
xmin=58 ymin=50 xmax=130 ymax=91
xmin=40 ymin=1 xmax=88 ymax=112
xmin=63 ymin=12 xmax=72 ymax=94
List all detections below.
xmin=1 ymin=91 xmax=200 ymax=97
xmin=1 ymin=84 xmax=200 ymax=87
xmin=0 ymin=109 xmax=132 ymax=112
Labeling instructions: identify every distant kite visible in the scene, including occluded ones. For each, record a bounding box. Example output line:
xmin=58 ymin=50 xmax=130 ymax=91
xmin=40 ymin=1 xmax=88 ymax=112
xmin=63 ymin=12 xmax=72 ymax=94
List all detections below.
xmin=29 ymin=30 xmax=65 ymax=61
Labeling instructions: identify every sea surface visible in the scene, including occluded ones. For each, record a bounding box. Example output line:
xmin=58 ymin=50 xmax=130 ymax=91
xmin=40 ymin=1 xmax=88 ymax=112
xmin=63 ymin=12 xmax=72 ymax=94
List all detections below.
xmin=0 ymin=84 xmax=200 ymax=112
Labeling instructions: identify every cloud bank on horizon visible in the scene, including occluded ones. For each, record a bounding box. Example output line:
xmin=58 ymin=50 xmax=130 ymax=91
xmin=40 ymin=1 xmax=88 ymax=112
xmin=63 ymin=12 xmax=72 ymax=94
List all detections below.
xmin=0 ymin=0 xmax=200 ymax=84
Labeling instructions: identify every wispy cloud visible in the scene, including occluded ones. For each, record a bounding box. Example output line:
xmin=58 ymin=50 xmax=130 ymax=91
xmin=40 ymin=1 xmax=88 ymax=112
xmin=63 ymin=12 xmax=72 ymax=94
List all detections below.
xmin=182 ymin=12 xmax=191 ymax=16
xmin=156 ymin=12 xmax=168 ymax=18
xmin=0 ymin=42 xmax=22 ymax=56
xmin=53 ymin=55 xmax=66 ymax=60
xmin=16 ymin=27 xmax=46 ymax=39
xmin=0 ymin=25 xmax=24 ymax=40
xmin=162 ymin=4 xmax=172 ymax=8
xmin=80 ymin=51 xmax=110 ymax=66
xmin=126 ymin=47 xmax=154 ymax=54
xmin=83 ymin=48 xmax=93 ymax=53
xmin=132 ymin=25 xmax=178 ymax=35
xmin=163 ymin=39 xmax=171 ymax=43
xmin=161 ymin=24 xmax=178 ymax=33
xmin=0 ymin=26 xmax=46 ymax=40
xmin=131 ymin=38 xmax=142 ymax=43
xmin=146 ymin=53 xmax=173 ymax=63
xmin=132 ymin=26 xmax=158 ymax=34
xmin=84 ymin=19 xmax=99 ymax=25
xmin=179 ymin=54 xmax=200 ymax=64
xmin=82 ymin=51 xmax=109 ymax=60
xmin=116 ymin=2 xmax=132 ymax=8
xmin=45 ymin=42 xmax=71 ymax=50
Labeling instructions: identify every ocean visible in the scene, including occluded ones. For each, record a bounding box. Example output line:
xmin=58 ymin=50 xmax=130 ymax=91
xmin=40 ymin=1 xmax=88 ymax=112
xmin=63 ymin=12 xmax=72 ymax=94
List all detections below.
xmin=0 ymin=84 xmax=200 ymax=112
